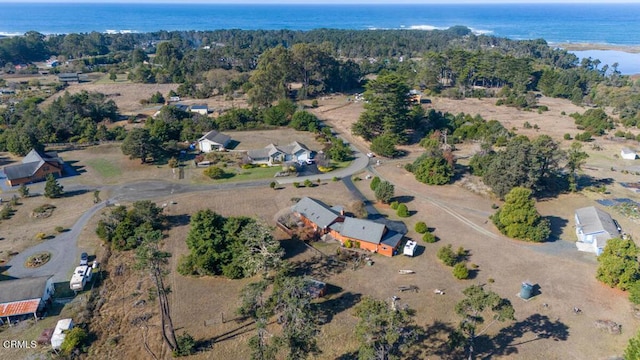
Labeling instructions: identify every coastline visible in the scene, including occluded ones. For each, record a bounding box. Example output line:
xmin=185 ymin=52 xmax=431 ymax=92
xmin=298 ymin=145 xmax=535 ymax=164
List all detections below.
xmin=553 ymin=42 xmax=640 ymax=54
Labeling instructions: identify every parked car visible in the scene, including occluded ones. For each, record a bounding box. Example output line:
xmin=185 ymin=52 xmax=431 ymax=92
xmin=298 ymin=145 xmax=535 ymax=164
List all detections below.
xmin=367 ymin=152 xmax=375 ymax=158
xmin=80 ymin=252 xmax=88 ymax=266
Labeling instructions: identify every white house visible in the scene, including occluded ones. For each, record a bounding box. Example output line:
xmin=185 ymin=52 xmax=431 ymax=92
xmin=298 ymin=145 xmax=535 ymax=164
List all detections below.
xmin=197 ymin=130 xmax=232 ymax=152
xmin=575 ymin=206 xmax=620 ymax=255
xmin=621 ymin=148 xmax=637 ymax=160
xmin=190 ymin=104 xmax=209 ymax=115
xmin=247 ymin=141 xmax=312 ymax=166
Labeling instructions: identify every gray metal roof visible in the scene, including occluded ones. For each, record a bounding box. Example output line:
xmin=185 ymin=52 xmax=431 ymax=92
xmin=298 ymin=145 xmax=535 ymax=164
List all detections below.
xmin=575 ymin=206 xmax=619 ymax=248
xmin=381 ymin=230 xmax=403 ymax=248
xmin=198 ymin=130 xmax=231 ymax=146
xmin=293 ymin=197 xmax=341 ymax=229
xmin=340 ymin=217 xmax=386 ymax=245
xmin=0 ymin=276 xmax=52 ymax=303
xmin=248 ymin=142 xmax=309 ymax=161
xmin=3 ymin=149 xmax=63 ymax=180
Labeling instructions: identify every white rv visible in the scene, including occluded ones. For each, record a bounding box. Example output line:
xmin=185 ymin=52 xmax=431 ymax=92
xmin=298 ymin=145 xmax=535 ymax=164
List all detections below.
xmin=403 ymin=240 xmax=417 ymax=257
xmin=51 ymin=318 xmax=73 ymax=350
xmin=69 ymin=265 xmax=92 ymax=291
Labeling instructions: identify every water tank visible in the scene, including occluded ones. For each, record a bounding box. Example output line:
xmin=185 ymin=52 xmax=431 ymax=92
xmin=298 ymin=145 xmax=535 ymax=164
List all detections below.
xmin=520 ymin=282 xmax=533 ymax=300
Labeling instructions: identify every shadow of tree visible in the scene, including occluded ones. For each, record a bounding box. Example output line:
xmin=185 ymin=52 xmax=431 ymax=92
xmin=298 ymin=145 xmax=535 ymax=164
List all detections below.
xmin=545 ymin=215 xmax=569 ymax=242
xmin=165 ymin=214 xmax=191 ymax=228
xmin=315 ymin=291 xmax=361 ymax=325
xmin=476 ymin=313 xmax=570 ymax=359
xmin=291 ymin=255 xmax=347 ymax=279
xmin=404 ymin=321 xmax=464 ymax=360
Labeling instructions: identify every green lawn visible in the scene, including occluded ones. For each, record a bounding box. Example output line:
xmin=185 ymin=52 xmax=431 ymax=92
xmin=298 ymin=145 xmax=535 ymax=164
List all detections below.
xmin=94 ymin=73 xmax=131 ymax=84
xmin=210 ymin=166 xmax=281 ymax=183
xmin=86 ymin=159 xmax=122 ymax=178
xmin=331 ymin=159 xmax=353 ymax=169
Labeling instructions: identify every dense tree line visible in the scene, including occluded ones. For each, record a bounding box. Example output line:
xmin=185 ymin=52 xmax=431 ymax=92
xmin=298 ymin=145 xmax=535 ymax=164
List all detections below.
xmin=0 ymin=90 xmax=125 ymax=155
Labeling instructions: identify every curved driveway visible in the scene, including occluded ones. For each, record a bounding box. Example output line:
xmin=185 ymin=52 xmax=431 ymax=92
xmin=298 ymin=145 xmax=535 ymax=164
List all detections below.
xmin=5 ymin=141 xmax=370 ymax=282
xmin=6 ymin=201 xmax=108 ymax=282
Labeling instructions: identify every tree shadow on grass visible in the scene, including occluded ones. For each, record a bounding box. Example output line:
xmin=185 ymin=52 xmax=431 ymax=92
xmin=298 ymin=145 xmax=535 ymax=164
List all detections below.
xmin=165 ymin=214 xmax=191 ymax=228
xmin=315 ymin=291 xmax=361 ymax=325
xmin=280 ymin=238 xmax=312 ymax=260
xmin=545 ymin=215 xmax=569 ymax=242
xmin=475 ymin=313 xmax=570 ymax=359
xmin=291 ymin=255 xmax=347 ymax=279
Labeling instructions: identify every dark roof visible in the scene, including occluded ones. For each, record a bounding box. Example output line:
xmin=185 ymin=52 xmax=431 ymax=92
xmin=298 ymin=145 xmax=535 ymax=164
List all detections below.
xmin=293 ymin=197 xmax=341 ymax=229
xmin=340 ymin=217 xmax=386 ymax=245
xmin=3 ymin=149 xmax=63 ymax=180
xmin=191 ymin=105 xmax=208 ymax=110
xmin=381 ymin=230 xmax=403 ymax=248
xmin=198 ymin=130 xmax=231 ymax=146
xmin=0 ymin=276 xmax=52 ymax=304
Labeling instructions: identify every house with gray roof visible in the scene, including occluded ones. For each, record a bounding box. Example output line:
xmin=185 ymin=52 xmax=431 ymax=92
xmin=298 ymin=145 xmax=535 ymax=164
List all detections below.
xmin=330 ymin=217 xmax=404 ymax=257
xmin=197 ymin=130 xmax=231 ymax=152
xmin=3 ymin=149 xmax=64 ymax=187
xmin=292 ymin=197 xmax=343 ymax=233
xmin=575 ymin=206 xmax=620 ymax=255
xmin=0 ymin=276 xmax=54 ymax=324
xmin=247 ymin=141 xmax=312 ymax=166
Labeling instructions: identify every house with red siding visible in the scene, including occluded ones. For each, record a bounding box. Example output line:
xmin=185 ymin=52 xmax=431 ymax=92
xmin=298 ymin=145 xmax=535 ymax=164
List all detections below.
xmin=329 ymin=217 xmax=403 ymax=257
xmin=3 ymin=149 xmax=64 ymax=187
xmin=292 ymin=197 xmax=344 ymax=234
xmin=293 ymin=197 xmax=403 ymax=257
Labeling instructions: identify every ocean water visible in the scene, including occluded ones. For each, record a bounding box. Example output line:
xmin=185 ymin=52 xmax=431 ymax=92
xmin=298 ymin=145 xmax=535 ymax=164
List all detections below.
xmin=1 ymin=3 xmax=639 ymax=45
xmin=1 ymin=3 xmax=640 ymax=73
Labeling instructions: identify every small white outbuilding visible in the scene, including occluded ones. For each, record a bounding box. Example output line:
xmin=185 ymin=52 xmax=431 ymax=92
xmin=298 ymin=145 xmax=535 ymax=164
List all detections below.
xmin=51 ymin=318 xmax=73 ymax=350
xmin=621 ymin=148 xmax=637 ymax=160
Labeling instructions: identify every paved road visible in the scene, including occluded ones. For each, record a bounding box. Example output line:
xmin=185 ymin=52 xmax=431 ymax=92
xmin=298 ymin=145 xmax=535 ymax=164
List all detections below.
xmin=4 ymin=139 xmax=372 ymax=283
xmin=6 ymin=200 xmax=108 ymax=283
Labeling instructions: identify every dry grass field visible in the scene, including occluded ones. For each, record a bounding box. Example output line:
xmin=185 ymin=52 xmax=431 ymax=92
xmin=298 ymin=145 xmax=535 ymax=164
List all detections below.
xmin=4 ymin=86 xmax=640 ymax=359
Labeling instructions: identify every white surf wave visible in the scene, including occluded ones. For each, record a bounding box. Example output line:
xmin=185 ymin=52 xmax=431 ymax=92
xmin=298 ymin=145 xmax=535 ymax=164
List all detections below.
xmin=105 ymin=29 xmax=137 ymax=34
xmin=0 ymin=32 xmax=24 ymax=37
xmin=408 ymin=25 xmax=445 ymax=31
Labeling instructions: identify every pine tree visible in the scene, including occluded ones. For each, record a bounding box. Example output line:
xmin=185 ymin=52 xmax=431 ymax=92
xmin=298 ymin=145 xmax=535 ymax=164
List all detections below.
xmin=44 ymin=174 xmax=64 ymax=198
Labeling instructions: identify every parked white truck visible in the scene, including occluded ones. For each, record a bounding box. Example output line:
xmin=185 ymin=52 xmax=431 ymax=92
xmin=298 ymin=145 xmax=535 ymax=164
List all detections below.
xmin=69 ymin=265 xmax=92 ymax=291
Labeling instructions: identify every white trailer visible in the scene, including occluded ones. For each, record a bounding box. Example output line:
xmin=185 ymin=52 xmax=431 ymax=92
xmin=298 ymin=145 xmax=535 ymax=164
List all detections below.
xmin=69 ymin=265 xmax=92 ymax=291
xmin=403 ymin=240 xmax=417 ymax=257
xmin=51 ymin=318 xmax=73 ymax=350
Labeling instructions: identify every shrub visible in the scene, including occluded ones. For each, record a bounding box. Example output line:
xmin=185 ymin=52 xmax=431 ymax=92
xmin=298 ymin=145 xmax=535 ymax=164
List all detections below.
xmin=304 ymin=179 xmax=313 ymax=187
xmin=453 ymin=262 xmax=470 ymax=279
xmin=422 ymin=232 xmax=437 ymax=243
xmin=344 ymin=239 xmax=353 ymax=248
xmin=311 ymin=99 xmax=319 ymax=108
xmin=241 ymin=163 xmax=255 ymax=169
xmin=488 ymin=278 xmax=495 ymax=283
xmin=174 ymin=332 xmax=196 ymax=357
xmin=437 ymin=244 xmax=457 ymax=266
xmin=415 ymin=221 xmax=428 ymax=234
xmin=60 ymin=327 xmax=88 ymax=355
xmin=318 ymin=165 xmax=334 ymax=172
xmin=630 ymin=282 xmax=640 ymax=305
xmin=35 ymin=232 xmax=47 ymax=240
xmin=204 ymin=166 xmax=225 ymax=179
xmin=55 ymin=226 xmax=65 ymax=233
xmin=332 ymin=176 xmax=340 ymax=182
xmin=390 ymin=201 xmax=399 ymax=210
xmin=370 ymin=176 xmax=381 ymax=191
xmin=396 ymin=204 xmax=410 ymax=218
xmin=270 ymin=181 xmax=277 ymax=189
xmin=293 ymin=182 xmax=300 ymax=188
xmin=563 ymin=133 xmax=572 ymax=140
xmin=374 ymin=181 xmax=395 ymax=204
